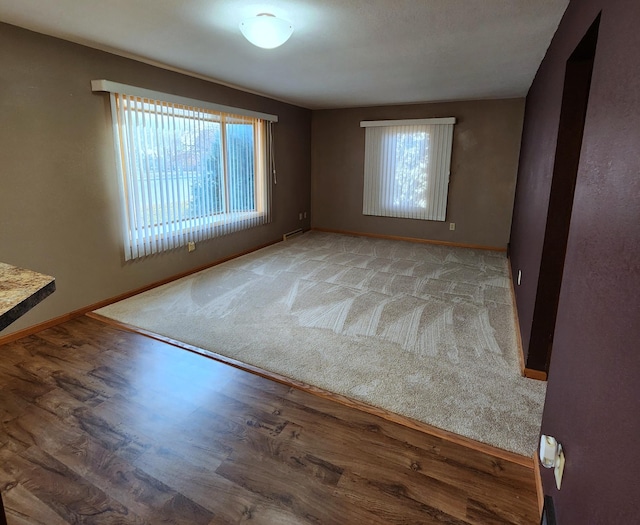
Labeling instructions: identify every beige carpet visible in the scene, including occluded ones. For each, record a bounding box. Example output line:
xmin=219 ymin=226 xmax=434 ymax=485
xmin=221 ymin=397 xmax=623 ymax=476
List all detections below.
xmin=96 ymin=231 xmax=546 ymax=456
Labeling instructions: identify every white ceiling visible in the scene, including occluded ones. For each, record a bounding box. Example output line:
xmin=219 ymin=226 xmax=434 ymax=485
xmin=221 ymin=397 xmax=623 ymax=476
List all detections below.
xmin=0 ymin=0 xmax=569 ymax=109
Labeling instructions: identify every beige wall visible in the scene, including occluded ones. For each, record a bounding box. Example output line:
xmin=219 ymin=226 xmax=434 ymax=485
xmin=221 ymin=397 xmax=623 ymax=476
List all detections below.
xmin=0 ymin=23 xmax=524 ymax=335
xmin=311 ymin=99 xmax=525 ymax=248
xmin=0 ymin=23 xmax=311 ymax=334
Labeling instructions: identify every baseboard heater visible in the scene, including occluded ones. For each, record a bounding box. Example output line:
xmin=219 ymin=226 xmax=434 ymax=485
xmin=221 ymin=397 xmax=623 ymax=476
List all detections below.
xmin=283 ymin=229 xmax=304 ymax=241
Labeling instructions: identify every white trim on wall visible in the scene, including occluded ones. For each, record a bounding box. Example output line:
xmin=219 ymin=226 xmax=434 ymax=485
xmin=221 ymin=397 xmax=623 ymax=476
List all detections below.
xmin=91 ymin=79 xmax=278 ymax=122
xmin=360 ymin=117 xmax=456 ymax=128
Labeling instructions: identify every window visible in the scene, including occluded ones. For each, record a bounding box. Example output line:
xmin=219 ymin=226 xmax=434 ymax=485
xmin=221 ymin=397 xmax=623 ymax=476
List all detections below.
xmin=361 ymin=118 xmax=455 ymax=222
xmin=92 ymin=80 xmax=276 ymax=260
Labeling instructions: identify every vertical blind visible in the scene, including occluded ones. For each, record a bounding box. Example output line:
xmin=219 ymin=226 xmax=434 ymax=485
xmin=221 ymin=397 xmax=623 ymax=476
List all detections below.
xmin=93 ymin=79 xmax=277 ymax=261
xmin=361 ymin=118 xmax=455 ymax=222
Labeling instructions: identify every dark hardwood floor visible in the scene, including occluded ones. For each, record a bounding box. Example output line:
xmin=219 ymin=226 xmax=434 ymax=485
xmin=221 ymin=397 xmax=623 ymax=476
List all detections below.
xmin=0 ymin=317 xmax=539 ymax=524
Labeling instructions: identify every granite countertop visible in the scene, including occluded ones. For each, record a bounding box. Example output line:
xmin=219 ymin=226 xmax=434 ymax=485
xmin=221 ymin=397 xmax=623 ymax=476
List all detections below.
xmin=0 ymin=262 xmax=56 ymax=332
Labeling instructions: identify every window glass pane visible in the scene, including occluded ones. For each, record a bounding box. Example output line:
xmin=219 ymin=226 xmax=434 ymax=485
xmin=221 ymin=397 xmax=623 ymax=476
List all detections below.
xmin=393 ymin=131 xmax=429 ymax=210
xmin=190 ymin=122 xmax=224 ymax=218
xmin=226 ymin=123 xmax=255 ymax=213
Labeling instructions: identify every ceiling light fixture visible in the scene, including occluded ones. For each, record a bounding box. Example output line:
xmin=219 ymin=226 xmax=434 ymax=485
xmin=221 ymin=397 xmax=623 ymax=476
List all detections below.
xmin=239 ymin=13 xmax=293 ymax=49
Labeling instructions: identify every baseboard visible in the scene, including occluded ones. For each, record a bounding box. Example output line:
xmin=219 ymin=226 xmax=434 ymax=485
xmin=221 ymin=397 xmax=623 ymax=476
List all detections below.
xmin=507 ymin=256 xmax=548 ymax=382
xmin=533 ymin=451 xmax=544 ymax=518
xmin=524 ymin=368 xmax=548 ymax=381
xmin=507 ymin=257 xmax=527 ymax=378
xmin=0 ymin=237 xmax=281 ymax=346
xmin=311 ymin=227 xmax=507 ymax=252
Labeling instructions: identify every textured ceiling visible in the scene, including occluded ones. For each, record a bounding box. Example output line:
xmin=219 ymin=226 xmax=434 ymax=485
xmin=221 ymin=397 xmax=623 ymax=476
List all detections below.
xmin=0 ymin=0 xmax=569 ymax=109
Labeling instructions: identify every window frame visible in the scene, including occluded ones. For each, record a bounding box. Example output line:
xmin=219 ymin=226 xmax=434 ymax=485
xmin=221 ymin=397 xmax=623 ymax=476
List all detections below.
xmin=92 ymin=80 xmax=277 ymax=260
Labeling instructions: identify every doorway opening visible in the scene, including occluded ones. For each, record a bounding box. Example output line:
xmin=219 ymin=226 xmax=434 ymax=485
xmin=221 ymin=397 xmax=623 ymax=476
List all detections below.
xmin=526 ymin=15 xmax=601 ymax=373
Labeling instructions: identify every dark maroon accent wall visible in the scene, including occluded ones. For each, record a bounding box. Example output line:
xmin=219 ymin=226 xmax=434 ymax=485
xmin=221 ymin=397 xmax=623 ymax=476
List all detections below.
xmin=510 ymin=0 xmax=640 ymax=522
xmin=527 ymin=27 xmax=598 ymax=372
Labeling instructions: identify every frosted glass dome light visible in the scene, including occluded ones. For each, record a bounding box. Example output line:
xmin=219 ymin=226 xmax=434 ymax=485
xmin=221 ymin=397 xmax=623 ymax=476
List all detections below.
xmin=240 ymin=13 xmax=293 ymax=49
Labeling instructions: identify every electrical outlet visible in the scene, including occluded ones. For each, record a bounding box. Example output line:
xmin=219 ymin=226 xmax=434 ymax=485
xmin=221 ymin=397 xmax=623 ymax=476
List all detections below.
xmin=188 ymin=241 xmax=196 ymax=252
xmin=449 ymin=222 xmax=455 ymax=231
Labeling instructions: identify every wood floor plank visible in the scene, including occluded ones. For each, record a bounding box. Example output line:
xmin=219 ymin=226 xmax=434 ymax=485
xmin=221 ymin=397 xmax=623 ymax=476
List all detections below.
xmin=133 ymin=444 xmax=307 ymax=525
xmin=335 ymin=469 xmax=470 ymax=525
xmin=90 ymin=394 xmax=234 ymax=464
xmin=0 ymin=316 xmax=539 ymax=524
xmin=1 ymin=482 xmax=69 ymax=525
xmin=2 ymin=397 xmax=214 ymax=524
xmin=0 ymin=446 xmax=149 ymax=524
xmin=215 ymin=446 xmax=366 ymax=525
xmin=0 ymin=365 xmax=56 ymax=405
xmin=466 ymin=497 xmax=535 ymax=525
xmin=0 ymin=391 xmax=31 ymax=427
